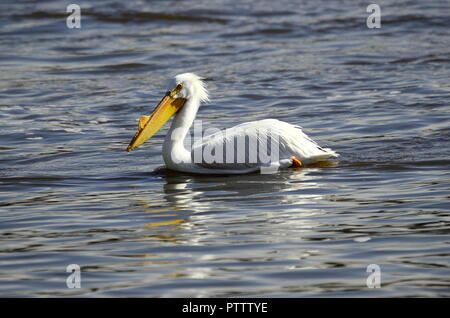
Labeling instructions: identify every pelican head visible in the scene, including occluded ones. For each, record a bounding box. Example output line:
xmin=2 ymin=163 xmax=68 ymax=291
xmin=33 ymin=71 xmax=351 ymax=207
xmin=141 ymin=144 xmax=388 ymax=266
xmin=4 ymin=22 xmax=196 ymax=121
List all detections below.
xmin=169 ymin=73 xmax=209 ymax=103
xmin=126 ymin=73 xmax=208 ymax=152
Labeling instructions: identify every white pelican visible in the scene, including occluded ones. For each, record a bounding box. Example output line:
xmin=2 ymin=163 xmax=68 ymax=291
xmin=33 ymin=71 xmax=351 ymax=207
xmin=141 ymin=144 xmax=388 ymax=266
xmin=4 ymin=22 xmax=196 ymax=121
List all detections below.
xmin=126 ymin=73 xmax=338 ymax=174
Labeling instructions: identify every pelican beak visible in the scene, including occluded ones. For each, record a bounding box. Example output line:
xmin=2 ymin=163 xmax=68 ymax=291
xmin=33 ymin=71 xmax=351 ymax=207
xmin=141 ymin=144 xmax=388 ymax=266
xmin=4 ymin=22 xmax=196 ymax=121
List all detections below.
xmin=126 ymin=84 xmax=186 ymax=152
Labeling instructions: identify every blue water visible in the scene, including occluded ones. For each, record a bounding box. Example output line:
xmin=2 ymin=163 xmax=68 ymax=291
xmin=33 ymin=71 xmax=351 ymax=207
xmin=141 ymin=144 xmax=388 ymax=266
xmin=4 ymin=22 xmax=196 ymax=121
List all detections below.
xmin=0 ymin=0 xmax=449 ymax=296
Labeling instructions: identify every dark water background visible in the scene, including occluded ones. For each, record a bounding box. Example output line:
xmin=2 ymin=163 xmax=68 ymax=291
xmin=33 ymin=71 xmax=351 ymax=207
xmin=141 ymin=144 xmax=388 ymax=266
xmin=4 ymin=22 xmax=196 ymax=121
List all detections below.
xmin=1 ymin=0 xmax=449 ymax=297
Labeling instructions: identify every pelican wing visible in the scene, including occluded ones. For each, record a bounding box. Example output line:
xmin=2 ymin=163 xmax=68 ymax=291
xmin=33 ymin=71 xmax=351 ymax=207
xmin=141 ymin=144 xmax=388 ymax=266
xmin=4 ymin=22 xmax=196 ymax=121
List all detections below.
xmin=190 ymin=119 xmax=337 ymax=171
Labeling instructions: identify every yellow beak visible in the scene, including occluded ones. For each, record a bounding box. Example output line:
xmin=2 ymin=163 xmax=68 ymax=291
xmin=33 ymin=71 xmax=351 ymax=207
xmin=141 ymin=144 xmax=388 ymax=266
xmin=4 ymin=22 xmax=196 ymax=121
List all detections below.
xmin=126 ymin=85 xmax=186 ymax=152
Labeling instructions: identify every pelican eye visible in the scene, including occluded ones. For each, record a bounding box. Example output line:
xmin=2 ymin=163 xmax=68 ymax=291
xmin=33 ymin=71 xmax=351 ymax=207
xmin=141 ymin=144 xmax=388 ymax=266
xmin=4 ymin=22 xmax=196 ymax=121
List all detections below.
xmin=169 ymin=83 xmax=183 ymax=97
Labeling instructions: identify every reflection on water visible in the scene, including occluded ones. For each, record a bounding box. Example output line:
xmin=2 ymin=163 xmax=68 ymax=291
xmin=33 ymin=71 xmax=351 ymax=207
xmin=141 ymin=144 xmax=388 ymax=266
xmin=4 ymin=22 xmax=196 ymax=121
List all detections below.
xmin=128 ymin=169 xmax=335 ymax=294
xmin=1 ymin=0 xmax=450 ymax=297
xmin=132 ymin=169 xmax=327 ymax=246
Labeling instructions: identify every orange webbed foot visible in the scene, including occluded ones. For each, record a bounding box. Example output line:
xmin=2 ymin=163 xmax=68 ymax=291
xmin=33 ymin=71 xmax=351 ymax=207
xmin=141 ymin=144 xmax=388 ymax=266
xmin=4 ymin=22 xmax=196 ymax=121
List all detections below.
xmin=290 ymin=157 xmax=303 ymax=168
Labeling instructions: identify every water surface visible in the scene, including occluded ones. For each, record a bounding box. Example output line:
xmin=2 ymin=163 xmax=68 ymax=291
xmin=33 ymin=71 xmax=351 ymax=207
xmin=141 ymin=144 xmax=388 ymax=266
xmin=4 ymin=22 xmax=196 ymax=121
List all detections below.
xmin=1 ymin=0 xmax=450 ymax=297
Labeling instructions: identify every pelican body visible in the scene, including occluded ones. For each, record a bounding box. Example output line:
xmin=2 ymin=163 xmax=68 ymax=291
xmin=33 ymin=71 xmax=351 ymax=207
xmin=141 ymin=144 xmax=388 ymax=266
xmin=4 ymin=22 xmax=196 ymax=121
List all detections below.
xmin=127 ymin=73 xmax=338 ymax=174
